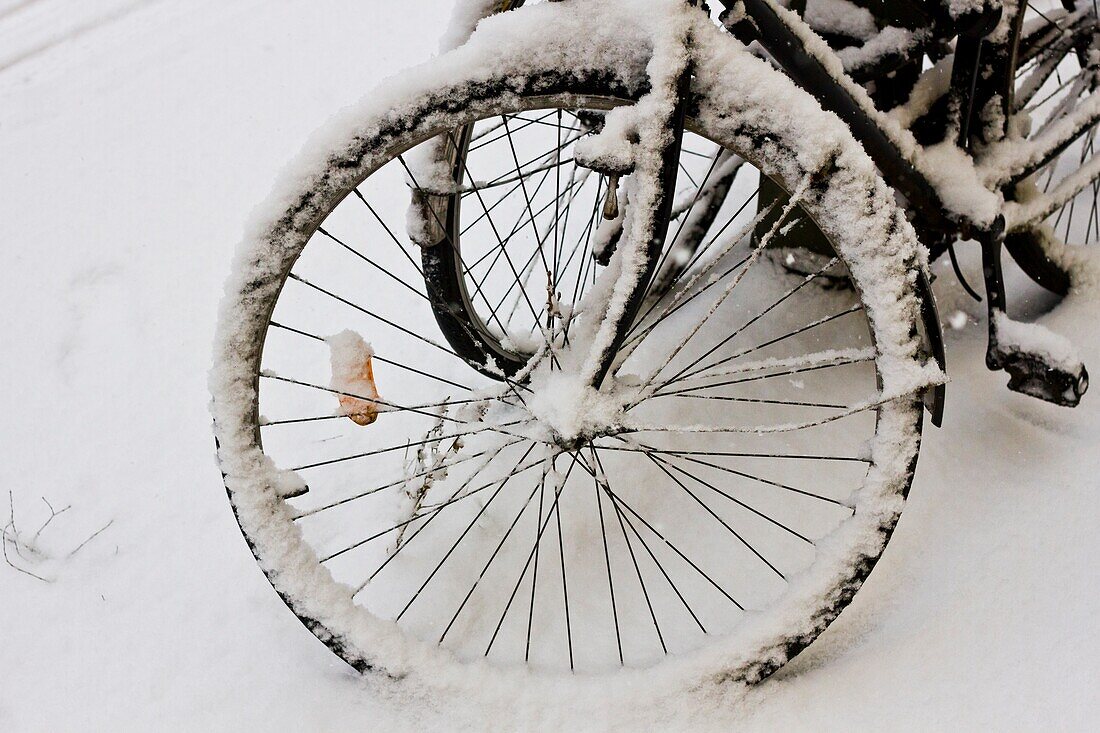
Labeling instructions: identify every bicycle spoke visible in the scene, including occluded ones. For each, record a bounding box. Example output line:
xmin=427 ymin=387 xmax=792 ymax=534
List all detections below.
xmin=460 ymin=157 xmax=546 ymax=329
xmin=587 ymin=457 xmax=745 ymax=611
xmin=437 ymin=464 xmax=548 ymax=645
xmin=393 ymin=443 xmax=541 ymax=619
xmin=468 ymin=110 xmax=558 ymax=149
xmin=320 ymin=225 xmax=429 ymax=300
xmin=669 ymin=305 xmax=863 ymax=386
xmin=600 ymin=456 xmax=667 ymax=654
xmin=352 ymin=189 xmax=424 ymax=277
xmin=588 ymin=449 xmax=707 ymax=634
xmin=596 ymin=443 xmax=869 ymax=463
xmin=285 ymin=272 xmax=465 ymax=364
xmin=651 ymin=349 xmax=875 ymax=399
xmin=481 ymin=454 xmax=580 ymax=659
xmin=652 ymin=257 xmax=842 ymax=392
xmin=649 ymin=452 xmax=820 ymax=541
xmin=354 ymin=444 xmax=524 ymax=595
xmin=634 ymin=174 xmax=816 ymax=387
xmin=554 ymin=456 xmax=575 ymax=669
xmin=617 ymin=194 xmax=774 ymax=368
xmin=640 ymin=149 xmax=724 ymax=303
xmin=669 ymin=393 xmax=848 ymax=409
xmin=591 ymin=454 xmax=624 ymax=664
xmin=300 ymin=435 xmax=525 ymax=523
xmin=268 ymin=320 xmax=474 ymax=392
xmin=285 ymin=422 xmax=509 ymax=473
xmin=320 ymin=442 xmax=539 ymax=566
xmin=259 ymin=371 xmax=514 ymax=431
xmin=642 ymin=451 xmax=786 ymax=580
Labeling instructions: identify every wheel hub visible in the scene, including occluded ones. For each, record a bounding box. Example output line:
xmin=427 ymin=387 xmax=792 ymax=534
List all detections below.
xmin=522 ymin=370 xmax=629 ymax=450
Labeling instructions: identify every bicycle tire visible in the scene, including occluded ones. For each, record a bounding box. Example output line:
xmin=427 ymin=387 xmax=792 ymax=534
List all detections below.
xmin=211 ymin=8 xmax=930 ymax=689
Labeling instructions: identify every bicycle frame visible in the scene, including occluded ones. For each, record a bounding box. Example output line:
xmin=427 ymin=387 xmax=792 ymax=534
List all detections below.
xmin=490 ymin=0 xmax=1100 ymax=245
xmin=711 ymin=0 xmax=1091 ymax=408
xmin=432 ymin=0 xmax=1090 ymax=412
xmin=725 ymin=0 xmax=959 ymax=240
xmin=729 ymin=1 xmax=1100 ymax=233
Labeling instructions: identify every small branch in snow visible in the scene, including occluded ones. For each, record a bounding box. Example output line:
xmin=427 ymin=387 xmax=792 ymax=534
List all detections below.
xmin=67 ymin=519 xmax=116 ymax=559
xmin=4 ymin=491 xmax=50 ymax=582
xmin=32 ymin=497 xmax=71 ymax=544
xmin=2 ymin=491 xmax=114 ymax=582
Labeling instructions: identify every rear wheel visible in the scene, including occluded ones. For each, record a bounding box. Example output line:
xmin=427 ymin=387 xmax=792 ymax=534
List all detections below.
xmin=1003 ymin=1 xmax=1100 ymax=294
xmin=410 ymin=109 xmax=744 ymax=376
xmin=211 ymin=28 xmax=930 ymax=688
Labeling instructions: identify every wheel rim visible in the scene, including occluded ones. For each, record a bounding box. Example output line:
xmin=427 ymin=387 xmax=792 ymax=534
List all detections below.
xmin=242 ymin=98 xmax=902 ymax=675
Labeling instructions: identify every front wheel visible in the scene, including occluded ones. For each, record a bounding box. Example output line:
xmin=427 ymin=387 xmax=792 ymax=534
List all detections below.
xmin=211 ymin=11 xmax=932 ymax=689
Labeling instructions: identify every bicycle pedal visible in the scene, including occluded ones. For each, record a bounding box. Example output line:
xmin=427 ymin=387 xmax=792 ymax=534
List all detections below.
xmin=998 ymin=351 xmax=1088 ymax=407
xmin=988 ymin=315 xmax=1089 ymax=407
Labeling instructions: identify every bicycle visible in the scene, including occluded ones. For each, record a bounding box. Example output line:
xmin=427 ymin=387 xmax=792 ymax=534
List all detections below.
xmin=209 ymin=0 xmax=1095 ymax=690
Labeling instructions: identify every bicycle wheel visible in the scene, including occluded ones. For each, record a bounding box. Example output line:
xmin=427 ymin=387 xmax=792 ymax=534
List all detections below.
xmin=417 ymin=113 xmax=742 ymax=375
xmin=1003 ymin=1 xmax=1100 ymax=294
xmin=433 ymin=0 xmax=742 ymax=336
xmin=211 ymin=11 xmax=931 ymax=687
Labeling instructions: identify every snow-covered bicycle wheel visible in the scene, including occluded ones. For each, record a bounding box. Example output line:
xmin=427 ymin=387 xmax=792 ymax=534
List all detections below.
xmin=211 ymin=8 xmax=935 ymax=687
xmin=410 ymin=112 xmax=746 ymax=377
xmin=400 ymin=0 xmax=765 ymax=410
xmin=1003 ymin=2 xmax=1100 ymax=294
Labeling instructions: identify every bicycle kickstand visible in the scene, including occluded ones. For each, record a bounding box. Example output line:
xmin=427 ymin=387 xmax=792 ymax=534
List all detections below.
xmin=979 ymin=218 xmax=1089 ymax=407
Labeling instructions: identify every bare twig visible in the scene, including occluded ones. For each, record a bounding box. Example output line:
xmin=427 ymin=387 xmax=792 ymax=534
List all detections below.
xmin=2 ymin=491 xmax=113 ymax=581
xmin=32 ymin=497 xmax=72 ymax=543
xmin=67 ymin=519 xmax=115 ymax=559
xmin=2 ymin=536 xmax=50 ymax=582
xmin=6 ymin=490 xmax=34 ymax=562
xmin=3 ymin=492 xmax=49 ymax=582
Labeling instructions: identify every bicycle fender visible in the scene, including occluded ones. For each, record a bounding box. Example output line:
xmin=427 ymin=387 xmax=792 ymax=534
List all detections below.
xmin=915 ymin=267 xmax=946 ymax=426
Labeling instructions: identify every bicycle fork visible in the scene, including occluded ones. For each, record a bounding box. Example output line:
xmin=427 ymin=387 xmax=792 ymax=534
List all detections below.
xmin=574 ymin=26 xmax=695 ymax=389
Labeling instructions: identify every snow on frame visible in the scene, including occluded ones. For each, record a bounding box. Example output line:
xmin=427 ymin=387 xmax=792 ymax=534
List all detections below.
xmin=209 ymin=0 xmax=941 ymax=697
xmin=803 ymin=0 xmax=876 ymax=41
xmin=764 ymin=0 xmax=1005 ymax=225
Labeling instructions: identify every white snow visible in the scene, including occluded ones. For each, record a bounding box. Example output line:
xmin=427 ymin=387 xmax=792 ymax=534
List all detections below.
xmin=921 ymin=140 xmax=1004 ymax=225
xmin=803 ymin=0 xmax=876 ymax=41
xmin=948 ymin=310 xmax=969 ymax=330
xmin=947 ymin=0 xmax=990 ymax=20
xmin=524 ymin=369 xmax=627 ymax=444
xmin=573 ymin=104 xmax=643 ymax=175
xmin=836 ymin=26 xmax=919 ymax=72
xmin=993 ymin=310 xmax=1083 ymax=373
xmin=1 ymin=1 xmax=1098 ymax=731
xmin=888 ymin=54 xmax=952 ymax=123
xmin=670 ymin=346 xmax=877 ymax=383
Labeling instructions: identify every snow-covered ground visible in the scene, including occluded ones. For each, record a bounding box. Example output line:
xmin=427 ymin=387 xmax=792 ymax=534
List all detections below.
xmin=1 ymin=2 xmax=1097 ymax=730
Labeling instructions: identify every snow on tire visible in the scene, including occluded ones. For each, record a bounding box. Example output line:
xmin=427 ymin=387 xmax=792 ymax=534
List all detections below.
xmin=210 ymin=3 xmax=939 ymax=692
